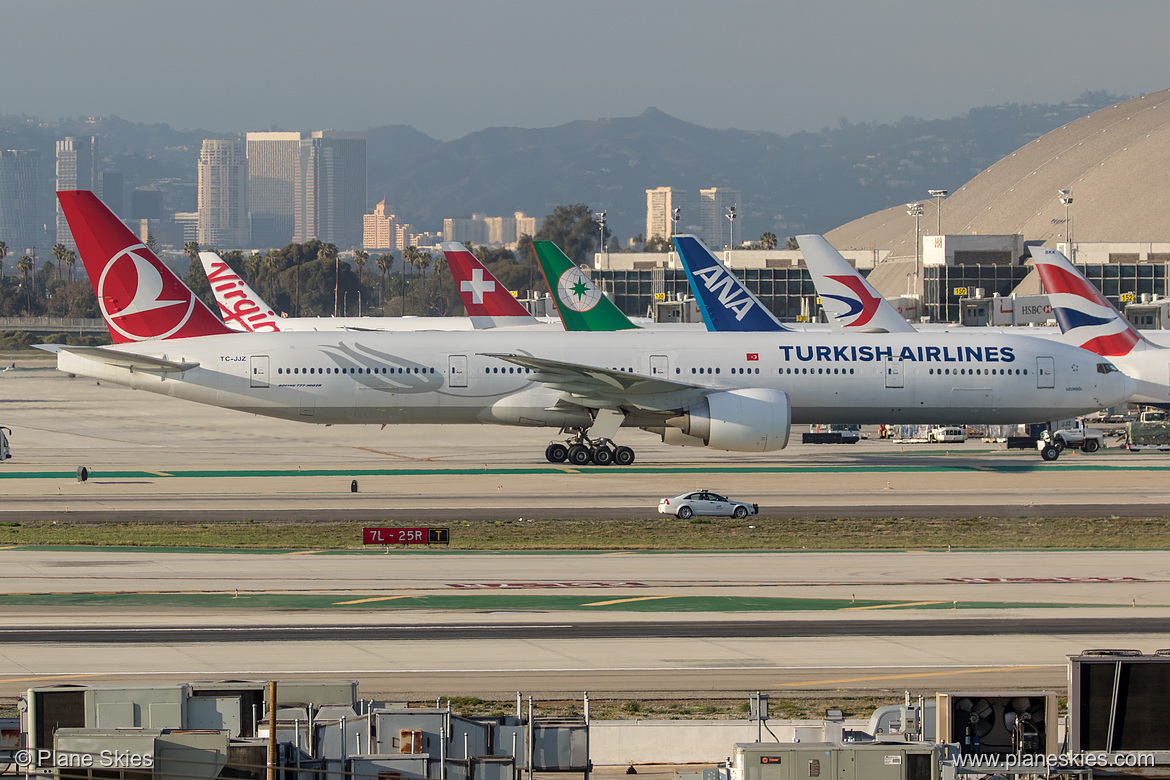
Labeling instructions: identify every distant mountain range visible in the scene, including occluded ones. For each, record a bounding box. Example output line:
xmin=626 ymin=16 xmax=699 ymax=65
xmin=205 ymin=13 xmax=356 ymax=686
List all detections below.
xmin=0 ymin=91 xmax=1122 ymax=243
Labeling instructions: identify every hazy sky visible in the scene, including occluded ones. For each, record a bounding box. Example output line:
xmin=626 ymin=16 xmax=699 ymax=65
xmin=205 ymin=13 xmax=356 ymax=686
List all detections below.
xmin=6 ymin=0 xmax=1169 ymax=140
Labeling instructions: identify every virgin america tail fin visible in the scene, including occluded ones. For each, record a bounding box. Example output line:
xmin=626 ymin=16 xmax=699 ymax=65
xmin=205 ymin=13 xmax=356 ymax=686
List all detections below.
xmin=58 ymin=190 xmax=234 ymax=342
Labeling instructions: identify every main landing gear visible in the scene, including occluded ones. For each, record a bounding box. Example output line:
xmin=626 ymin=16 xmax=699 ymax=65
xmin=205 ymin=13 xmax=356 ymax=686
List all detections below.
xmin=545 ymin=431 xmax=636 ymax=466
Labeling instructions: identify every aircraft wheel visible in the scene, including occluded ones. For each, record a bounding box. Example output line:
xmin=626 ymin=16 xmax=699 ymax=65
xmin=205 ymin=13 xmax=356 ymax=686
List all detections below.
xmin=1082 ymin=439 xmax=1100 ymax=453
xmin=677 ymin=506 xmax=694 ymax=520
xmin=1053 ymin=439 xmax=1066 ymax=453
xmin=614 ymin=446 xmax=636 ymax=466
xmin=1040 ymin=444 xmax=1060 ymax=462
xmin=592 ymin=446 xmax=615 ymax=466
xmin=567 ymin=444 xmax=593 ymax=466
xmin=545 ymin=442 xmax=569 ymax=463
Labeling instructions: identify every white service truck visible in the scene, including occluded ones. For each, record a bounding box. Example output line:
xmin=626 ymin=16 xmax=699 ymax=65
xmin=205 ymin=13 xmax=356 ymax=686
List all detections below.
xmin=1037 ymin=418 xmax=1106 ymax=459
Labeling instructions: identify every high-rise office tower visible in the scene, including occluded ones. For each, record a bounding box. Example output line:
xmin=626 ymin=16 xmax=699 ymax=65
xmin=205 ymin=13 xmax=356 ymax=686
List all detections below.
xmin=645 ymin=186 xmax=686 ymax=243
xmin=0 ymin=150 xmax=44 ymax=262
xmin=99 ymin=172 xmax=124 ymax=218
xmin=246 ymin=131 xmax=301 ymax=248
xmin=700 ymin=187 xmax=742 ymax=249
xmin=197 ymin=139 xmax=248 ymax=247
xmin=293 ymin=131 xmax=366 ymax=249
xmin=55 ymin=136 xmax=99 ymax=250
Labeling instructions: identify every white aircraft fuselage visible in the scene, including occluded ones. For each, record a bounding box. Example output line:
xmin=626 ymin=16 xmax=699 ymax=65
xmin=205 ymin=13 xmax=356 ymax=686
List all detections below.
xmin=56 ymin=328 xmax=1132 ymax=432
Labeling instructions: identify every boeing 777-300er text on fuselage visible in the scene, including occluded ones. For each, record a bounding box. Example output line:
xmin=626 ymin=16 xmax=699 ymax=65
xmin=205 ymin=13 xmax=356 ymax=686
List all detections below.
xmin=44 ymin=191 xmax=1134 ymax=466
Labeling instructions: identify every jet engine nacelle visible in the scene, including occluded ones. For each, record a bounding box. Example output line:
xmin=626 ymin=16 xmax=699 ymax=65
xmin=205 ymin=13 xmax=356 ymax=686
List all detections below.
xmin=672 ymin=388 xmax=791 ymax=452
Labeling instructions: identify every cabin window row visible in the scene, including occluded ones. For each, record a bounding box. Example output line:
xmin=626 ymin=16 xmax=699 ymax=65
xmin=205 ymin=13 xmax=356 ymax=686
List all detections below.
xmin=276 ymin=366 xmax=436 ymax=375
xmin=927 ymin=367 xmax=1027 ymax=376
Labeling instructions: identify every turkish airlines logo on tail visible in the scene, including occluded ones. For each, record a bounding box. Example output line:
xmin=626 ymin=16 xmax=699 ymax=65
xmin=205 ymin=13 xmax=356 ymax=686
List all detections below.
xmin=98 ymin=246 xmax=196 ymax=341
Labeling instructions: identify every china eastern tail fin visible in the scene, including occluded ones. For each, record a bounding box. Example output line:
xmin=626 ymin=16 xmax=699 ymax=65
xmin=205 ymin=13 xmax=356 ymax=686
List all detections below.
xmin=672 ymin=235 xmax=789 ymax=332
xmin=440 ymin=243 xmax=540 ymax=328
xmin=1029 ymin=245 xmax=1150 ymax=356
xmin=797 ymin=234 xmax=915 ymax=333
xmin=58 ymin=190 xmax=234 ymax=343
xmin=531 ymin=240 xmax=639 ymax=331
xmin=199 ymin=251 xmax=285 ymax=332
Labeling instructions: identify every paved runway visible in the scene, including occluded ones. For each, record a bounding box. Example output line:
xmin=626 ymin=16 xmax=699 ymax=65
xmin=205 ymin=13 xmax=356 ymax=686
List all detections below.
xmin=3 ymin=360 xmax=1170 ymax=703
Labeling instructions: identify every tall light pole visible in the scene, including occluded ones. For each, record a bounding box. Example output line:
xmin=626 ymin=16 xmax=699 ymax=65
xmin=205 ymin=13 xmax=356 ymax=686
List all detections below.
xmin=928 ymin=189 xmax=948 ymax=236
xmin=594 ymin=209 xmax=606 ymax=264
xmin=907 ymin=202 xmax=924 ymax=297
xmin=725 ymin=204 xmax=737 ymax=249
xmin=1059 ymin=189 xmax=1074 ymax=263
xmin=671 ymin=206 xmax=682 ymax=237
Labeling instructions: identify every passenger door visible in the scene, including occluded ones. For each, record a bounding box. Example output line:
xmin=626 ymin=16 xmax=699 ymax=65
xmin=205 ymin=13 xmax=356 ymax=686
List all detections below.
xmin=649 ymin=354 xmax=670 ymax=377
xmin=1036 ymin=356 xmax=1055 ymax=388
xmin=449 ymin=354 xmax=468 ymax=388
xmin=884 ymin=357 xmax=904 ymax=388
xmin=249 ymin=355 xmax=269 ymax=388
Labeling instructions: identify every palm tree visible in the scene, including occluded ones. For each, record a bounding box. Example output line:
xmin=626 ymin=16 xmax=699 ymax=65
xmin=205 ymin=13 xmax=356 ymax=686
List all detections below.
xmin=0 ymin=240 xmax=8 ymax=278
xmin=64 ymin=250 xmax=77 ymax=284
xmin=375 ymin=253 xmax=391 ymax=312
xmin=759 ymin=232 xmax=778 ymax=250
xmin=184 ymin=241 xmax=200 ymax=264
xmin=17 ymin=255 xmax=33 ymax=314
xmin=401 ymin=246 xmax=421 ymax=316
xmin=318 ymin=243 xmax=339 ymax=316
xmin=353 ymin=249 xmax=368 ymax=287
xmin=415 ymin=251 xmax=433 ymax=310
xmin=52 ymin=243 xmax=67 ymax=282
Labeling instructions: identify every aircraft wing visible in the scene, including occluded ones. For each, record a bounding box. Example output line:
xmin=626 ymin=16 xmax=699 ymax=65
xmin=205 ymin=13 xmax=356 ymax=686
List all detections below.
xmin=35 ymin=344 xmax=200 ymax=373
xmin=482 ymin=352 xmax=706 ymax=411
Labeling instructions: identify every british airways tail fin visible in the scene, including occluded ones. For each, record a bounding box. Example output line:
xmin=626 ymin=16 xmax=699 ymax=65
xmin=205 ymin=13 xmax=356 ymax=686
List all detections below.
xmin=531 ymin=240 xmax=639 ymax=331
xmin=672 ymin=235 xmax=789 ymax=332
xmin=58 ymin=190 xmax=234 ymax=343
xmin=440 ymin=243 xmax=540 ymax=328
xmin=797 ymin=234 xmax=915 ymax=333
xmin=1029 ymin=245 xmax=1150 ymax=356
xmin=199 ymin=251 xmax=285 ymax=332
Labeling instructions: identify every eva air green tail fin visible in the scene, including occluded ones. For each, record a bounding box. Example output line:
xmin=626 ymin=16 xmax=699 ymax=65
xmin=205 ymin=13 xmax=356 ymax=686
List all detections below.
xmin=531 ymin=240 xmax=639 ymax=331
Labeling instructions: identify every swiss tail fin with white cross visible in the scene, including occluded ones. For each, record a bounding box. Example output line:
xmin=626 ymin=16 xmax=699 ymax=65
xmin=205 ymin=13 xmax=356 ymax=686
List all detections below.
xmin=441 ymin=243 xmax=540 ymax=328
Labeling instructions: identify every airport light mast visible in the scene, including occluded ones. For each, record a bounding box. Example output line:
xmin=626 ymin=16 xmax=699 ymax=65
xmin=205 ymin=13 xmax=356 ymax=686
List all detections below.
xmin=1059 ymin=189 xmax=1074 ymax=263
xmin=907 ymin=202 xmax=924 ymax=297
xmin=595 ymin=209 xmax=607 ymax=265
xmin=928 ymin=189 xmax=948 ymax=236
xmin=725 ymin=204 xmax=737 ymax=249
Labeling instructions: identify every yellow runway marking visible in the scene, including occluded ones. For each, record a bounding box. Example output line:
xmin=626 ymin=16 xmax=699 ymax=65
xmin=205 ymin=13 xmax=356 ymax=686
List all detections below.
xmin=282 ymin=550 xmax=326 ymax=556
xmin=332 ymin=595 xmax=415 ymax=605
xmin=145 ymin=471 xmax=173 ymax=477
xmin=842 ymin=600 xmax=951 ymax=611
xmin=0 ymin=546 xmax=19 ymax=551
xmin=777 ymin=665 xmax=1055 ymax=687
xmin=582 ymin=595 xmax=679 ymax=607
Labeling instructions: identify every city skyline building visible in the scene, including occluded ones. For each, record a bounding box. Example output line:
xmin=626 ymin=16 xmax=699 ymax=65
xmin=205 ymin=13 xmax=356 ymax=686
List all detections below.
xmin=645 ymin=186 xmax=686 ymax=242
xmin=0 ymin=149 xmax=44 ymax=263
xmin=700 ymin=187 xmax=742 ymax=248
xmin=363 ymin=198 xmax=400 ymax=250
xmin=246 ymin=131 xmax=301 ymax=248
xmin=55 ymin=136 xmax=98 ymax=250
xmin=197 ymin=139 xmax=248 ymax=247
xmin=293 ymin=130 xmax=366 ymax=249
